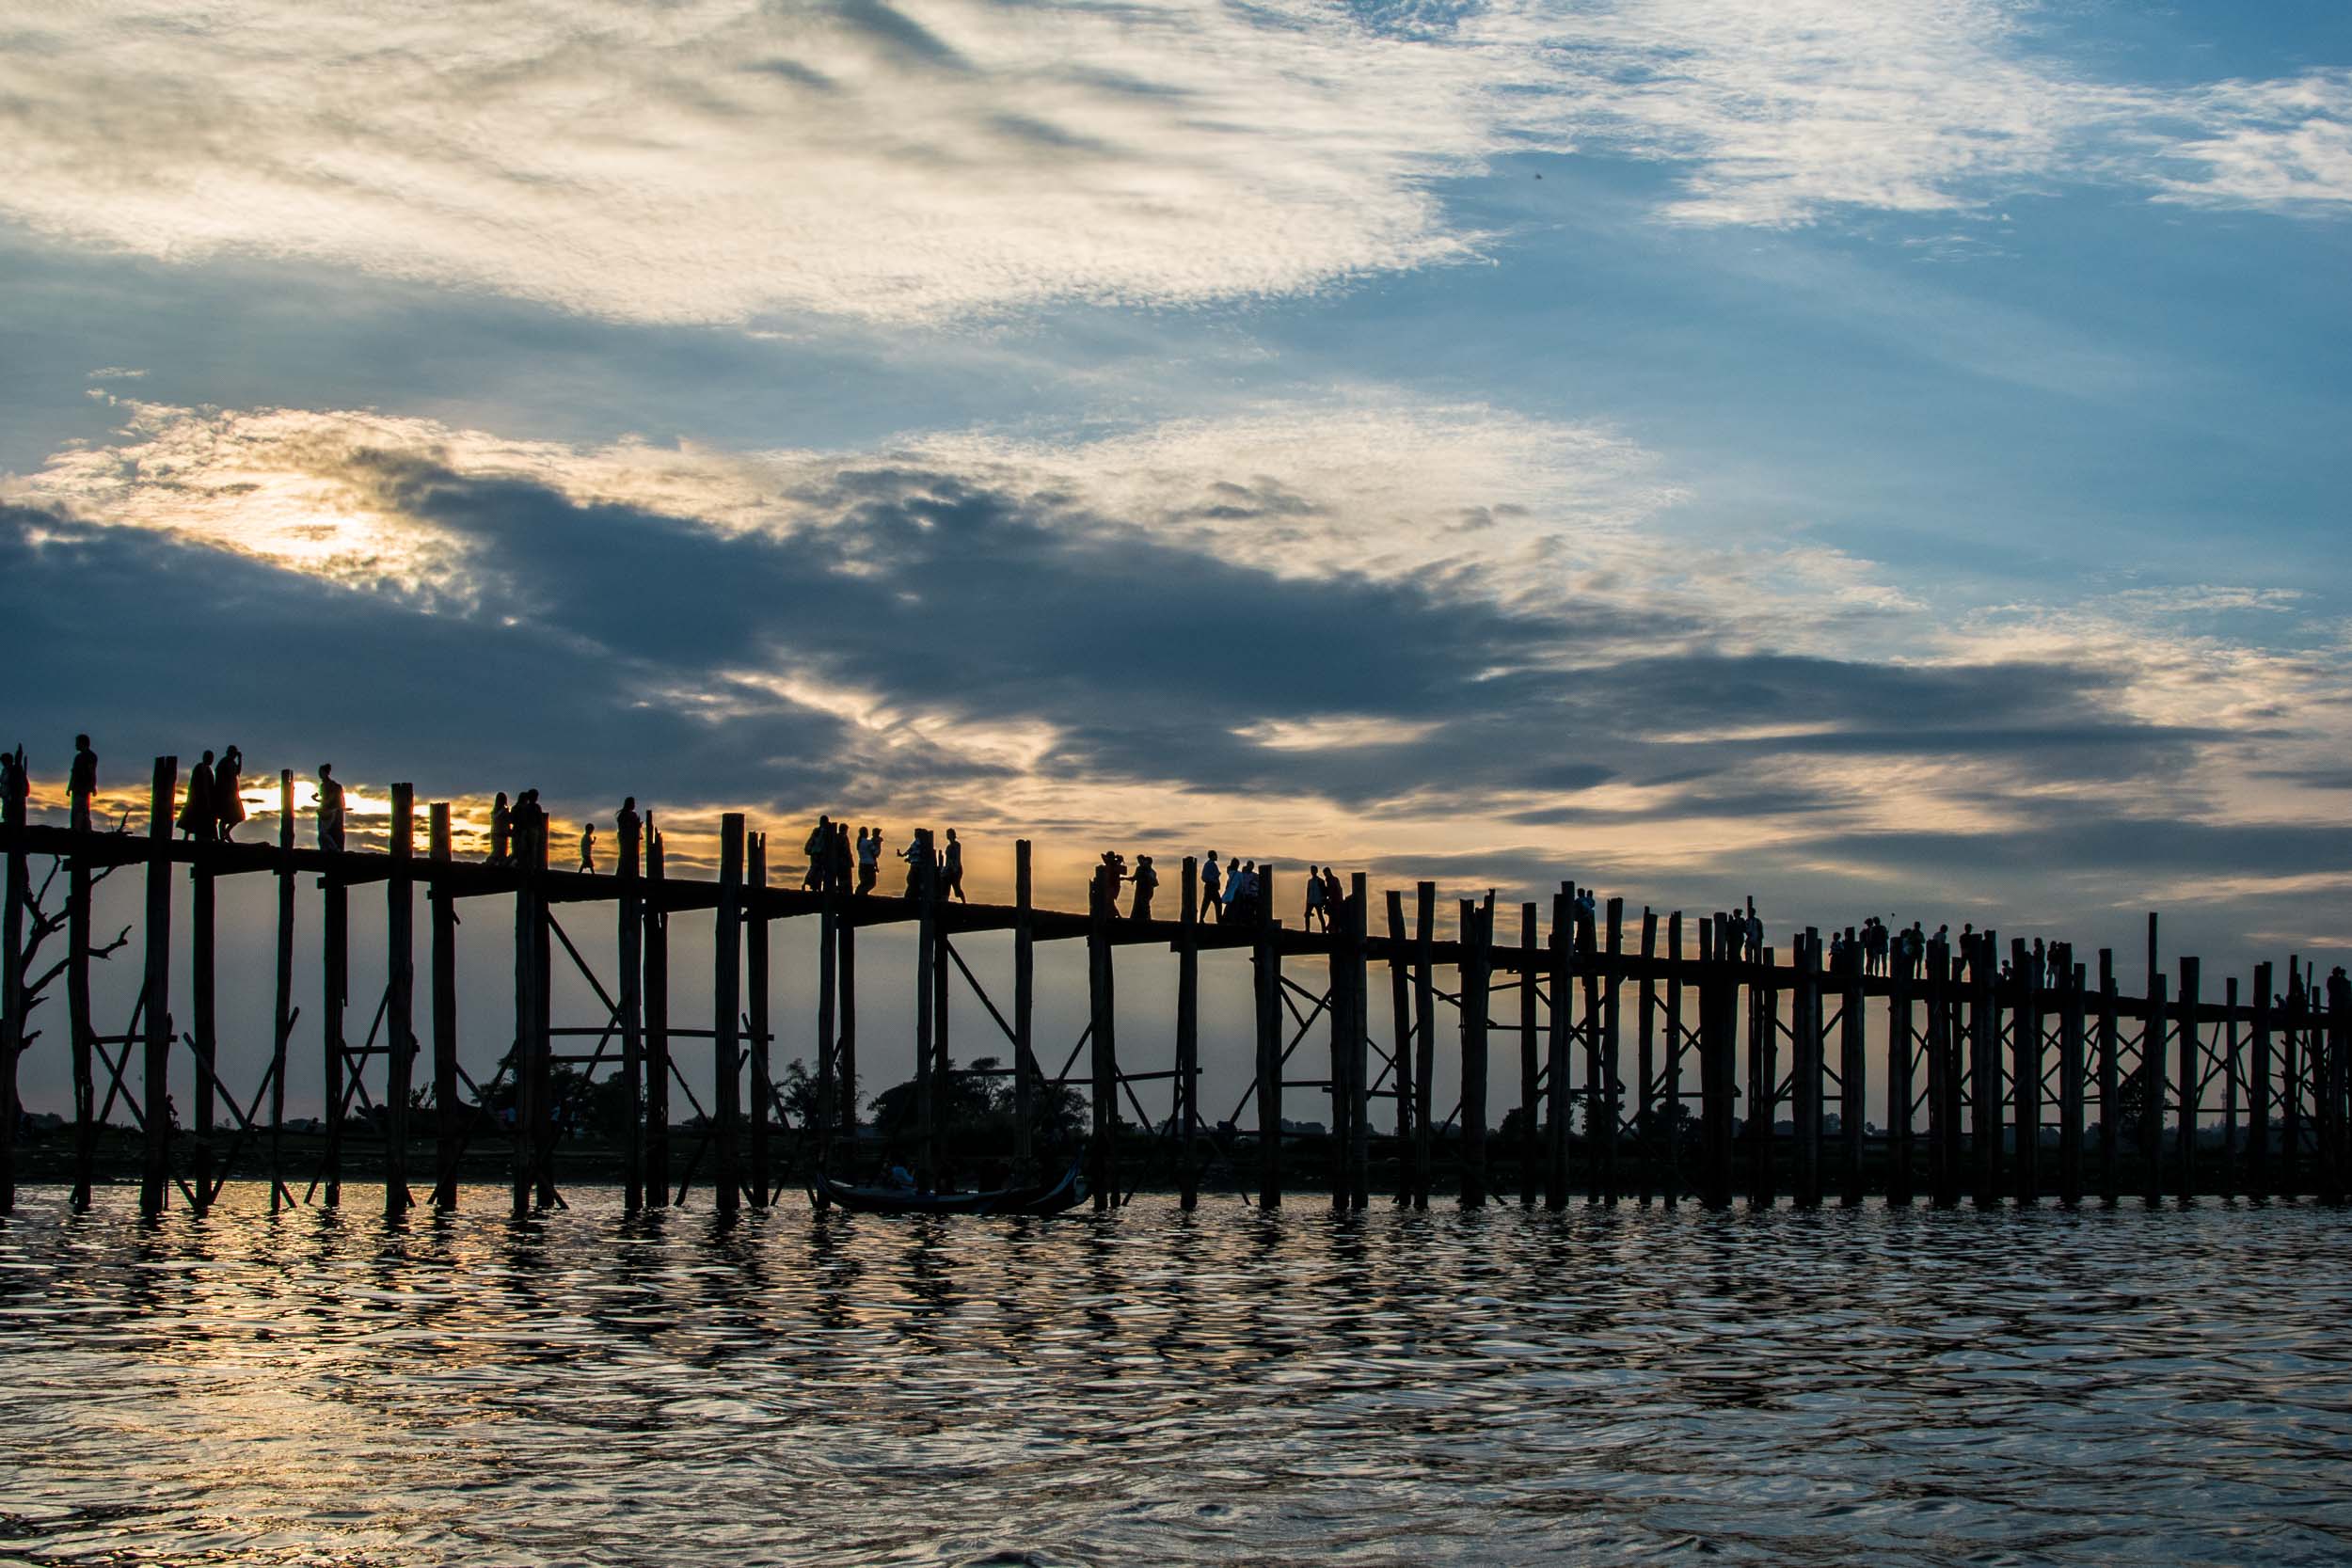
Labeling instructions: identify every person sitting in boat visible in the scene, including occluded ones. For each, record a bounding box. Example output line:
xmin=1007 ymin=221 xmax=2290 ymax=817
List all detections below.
xmin=882 ymin=1157 xmax=915 ymax=1191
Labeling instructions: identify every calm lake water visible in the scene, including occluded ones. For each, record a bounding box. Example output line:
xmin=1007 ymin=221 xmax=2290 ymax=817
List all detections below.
xmin=2 ymin=1188 xmax=2348 ymax=1566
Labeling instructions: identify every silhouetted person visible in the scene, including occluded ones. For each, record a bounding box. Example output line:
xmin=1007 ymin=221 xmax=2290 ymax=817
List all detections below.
xmin=215 ymin=745 xmax=245 ymax=842
xmin=1322 ymin=866 xmax=1343 ymax=927
xmin=617 ymin=796 xmax=641 ymax=861
xmin=489 ymin=791 xmax=512 ymax=865
xmin=832 ymin=821 xmax=852 ymax=893
xmin=0 ymin=744 xmax=26 ymax=826
xmin=179 ymin=749 xmax=215 ymax=841
xmin=70 ymin=735 xmax=97 ymax=832
xmin=1304 ymin=865 xmax=1327 ymax=930
xmin=900 ymin=828 xmax=934 ymax=897
xmin=856 ymin=828 xmax=880 ymax=895
xmin=316 ymin=764 xmax=345 ymax=853
xmin=1130 ymin=854 xmax=1158 ymax=921
xmin=580 ymin=821 xmax=596 ymax=873
xmin=1200 ymin=851 xmax=1222 ymax=923
xmin=803 ymin=815 xmax=833 ymax=891
xmin=944 ymin=828 xmax=967 ymax=902
xmin=516 ymin=789 xmax=545 ymax=863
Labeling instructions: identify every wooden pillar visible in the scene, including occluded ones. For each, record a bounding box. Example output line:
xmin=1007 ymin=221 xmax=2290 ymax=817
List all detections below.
xmin=914 ymin=854 xmax=938 ymax=1192
xmin=1663 ymin=911 xmax=1683 ymax=1207
xmin=67 ymin=786 xmax=97 ymax=1212
xmin=1251 ymin=867 xmax=1280 ymax=1210
xmin=508 ymin=809 xmax=538 ymax=1218
xmin=747 ymin=831 xmax=771 ymax=1208
xmin=712 ymin=813 xmax=744 ymax=1217
xmin=1697 ymin=915 xmax=1733 ymax=1210
xmin=2249 ymin=962 xmax=2273 ymax=1198
xmin=1518 ymin=902 xmax=1539 ymax=1207
xmin=384 ymin=783 xmax=415 ymax=1216
xmin=1458 ymin=895 xmax=1490 ymax=1208
xmin=1791 ymin=929 xmax=1822 ymax=1210
xmin=140 ymin=756 xmax=177 ymax=1216
xmin=189 ymin=844 xmax=215 ymax=1214
xmin=1174 ymin=853 xmax=1197 ymax=1208
xmin=2058 ymin=951 xmax=2086 ymax=1207
xmin=2140 ymin=973 xmax=2169 ymax=1207
xmin=430 ymin=804 xmax=460 ymax=1211
xmin=2281 ymin=964 xmax=2301 ymax=1198
xmin=1637 ymin=909 xmax=1659 ymax=1203
xmin=1885 ymin=949 xmax=1914 ymax=1208
xmin=644 ymin=831 xmax=672 ymax=1205
xmin=814 ymin=847 xmax=838 ymax=1196
xmin=1014 ymin=840 xmax=1037 ymax=1180
xmin=1411 ymin=881 xmax=1436 ymax=1210
xmin=0 ymin=764 xmax=24 ymax=1214
xmin=1597 ymin=898 xmax=1623 ymax=1205
xmin=1546 ymin=892 xmax=1572 ymax=1211
xmin=1087 ymin=863 xmax=1119 ymax=1210
xmin=2175 ymin=956 xmax=2199 ymax=1203
xmin=1924 ymin=941 xmax=1956 ymax=1208
xmin=1838 ymin=932 xmax=1866 ymax=1208
xmin=1386 ymin=889 xmax=1413 ymax=1206
xmin=1967 ymin=933 xmax=1998 ymax=1209
xmin=2012 ymin=936 xmax=2039 ymax=1206
xmin=836 ymin=912 xmax=857 ymax=1138
xmin=616 ymin=804 xmax=643 ymax=1212
xmin=931 ymin=860 xmax=951 ymax=1169
xmin=2096 ymin=949 xmax=2119 ymax=1207
xmin=1327 ymin=887 xmax=1355 ymax=1213
xmin=1347 ymin=873 xmax=1371 ymax=1211
xmin=2324 ymin=970 xmax=2350 ymax=1205
xmin=2222 ymin=975 xmax=2240 ymax=1200
xmin=265 ymin=770 xmax=293 ymax=1214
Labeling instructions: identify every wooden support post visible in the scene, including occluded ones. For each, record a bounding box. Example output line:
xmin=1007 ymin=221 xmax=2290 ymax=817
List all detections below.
xmin=616 ymin=803 xmax=643 ymax=1212
xmin=1016 ymin=841 xmax=1039 ymax=1182
xmin=915 ymin=853 xmax=938 ymax=1192
xmin=324 ymin=856 xmax=349 ymax=1211
xmin=2140 ymin=973 xmax=2169 ymax=1208
xmin=266 ymin=770 xmax=293 ymax=1214
xmin=1924 ymin=941 xmax=1956 ymax=1209
xmin=1518 ymin=901 xmax=1539 ymax=1207
xmin=931 ymin=856 xmax=951 ymax=1166
xmin=1346 ymin=875 xmax=1371 ymax=1210
xmin=2222 ymin=974 xmax=2240 ymax=1200
xmin=2096 ymin=949 xmax=2119 ymax=1207
xmin=2175 ymin=956 xmax=2199 ymax=1203
xmin=2058 ymin=951 xmax=2086 ymax=1207
xmin=1886 ymin=948 xmax=1914 ymax=1208
xmin=1458 ymin=895 xmax=1491 ymax=1208
xmin=1328 ymin=887 xmax=1355 ymax=1213
xmin=2250 ymin=961 xmax=2273 ymax=1198
xmin=1598 ymin=897 xmax=1623 ymax=1205
xmin=644 ymin=831 xmax=672 ymax=1205
xmin=430 ymin=804 xmax=460 ymax=1212
xmin=1664 ymin=911 xmax=1683 ymax=1207
xmin=2012 ymin=936 xmax=2039 ymax=1206
xmin=67 ymin=784 xmax=97 ymax=1212
xmin=1411 ymin=881 xmax=1436 ymax=1210
xmin=1174 ymin=854 xmax=1197 ymax=1209
xmin=1546 ymin=893 xmax=1572 ymax=1210
xmin=384 ymin=782 xmax=415 ymax=1216
xmin=712 ymin=813 xmax=745 ymax=1217
xmin=0 ymin=763 xmax=24 ymax=1214
xmin=1838 ymin=931 xmax=1866 ymax=1208
xmin=836 ymin=914 xmax=857 ymax=1138
xmin=814 ymin=844 xmax=838 ymax=1198
xmin=1748 ymin=942 xmax=1777 ymax=1210
xmin=2281 ymin=963 xmax=2301 ymax=1198
xmin=1251 ymin=867 xmax=1279 ymax=1210
xmin=189 ymin=843 xmax=216 ymax=1213
xmin=1386 ymin=889 xmax=1413 ymax=1206
xmin=1967 ymin=932 xmax=1998 ymax=1209
xmin=508 ymin=809 xmax=538 ymax=1218
xmin=747 ymin=832 xmax=771 ymax=1208
xmin=531 ymin=805 xmax=555 ymax=1210
xmin=1792 ymin=929 xmax=1822 ymax=1210
xmin=1697 ymin=915 xmax=1733 ymax=1210
xmin=140 ymin=756 xmax=177 ymax=1216
xmin=1638 ymin=909 xmax=1659 ymax=1203
xmin=2324 ymin=968 xmax=2350 ymax=1205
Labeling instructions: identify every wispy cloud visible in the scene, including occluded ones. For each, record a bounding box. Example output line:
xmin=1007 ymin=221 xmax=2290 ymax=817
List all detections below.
xmin=2 ymin=1 xmax=2343 ymax=329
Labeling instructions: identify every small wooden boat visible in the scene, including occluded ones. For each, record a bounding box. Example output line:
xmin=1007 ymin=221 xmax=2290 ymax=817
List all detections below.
xmin=811 ymin=1162 xmax=1089 ymax=1216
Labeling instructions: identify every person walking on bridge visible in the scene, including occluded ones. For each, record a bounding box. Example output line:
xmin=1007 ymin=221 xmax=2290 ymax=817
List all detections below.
xmin=943 ymin=828 xmax=967 ymax=903
xmin=856 ymin=828 xmax=880 ymax=895
xmin=1130 ymin=854 xmax=1158 ymax=921
xmin=69 ymin=735 xmax=97 ymax=832
xmin=215 ymin=745 xmax=246 ymax=842
xmin=179 ymin=750 xmax=215 ymax=842
xmin=316 ymin=764 xmax=345 ymax=853
xmin=1200 ymin=851 xmax=1222 ymax=923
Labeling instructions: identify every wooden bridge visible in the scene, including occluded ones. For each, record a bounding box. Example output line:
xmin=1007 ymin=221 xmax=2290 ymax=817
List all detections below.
xmin=2 ymin=755 xmax=2346 ymax=1219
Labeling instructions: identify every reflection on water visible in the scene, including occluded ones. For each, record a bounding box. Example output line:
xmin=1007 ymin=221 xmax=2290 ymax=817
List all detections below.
xmin=3 ymin=1189 xmax=2349 ymax=1566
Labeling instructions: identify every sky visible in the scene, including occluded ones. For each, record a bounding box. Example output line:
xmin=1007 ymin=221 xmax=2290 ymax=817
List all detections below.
xmin=3 ymin=0 xmax=2349 ymax=1120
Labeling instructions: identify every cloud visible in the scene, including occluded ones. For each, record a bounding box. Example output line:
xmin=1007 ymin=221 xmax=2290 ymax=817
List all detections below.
xmin=0 ymin=1 xmax=2343 ymax=329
